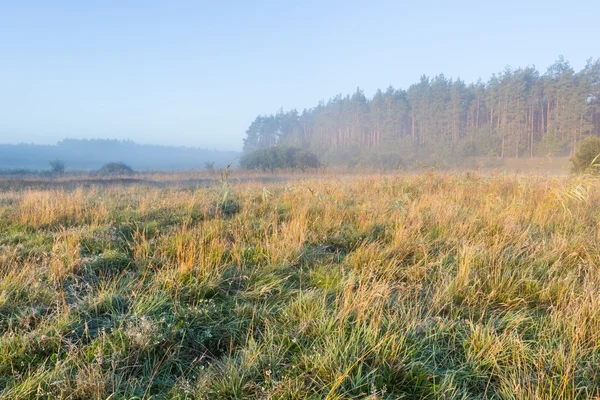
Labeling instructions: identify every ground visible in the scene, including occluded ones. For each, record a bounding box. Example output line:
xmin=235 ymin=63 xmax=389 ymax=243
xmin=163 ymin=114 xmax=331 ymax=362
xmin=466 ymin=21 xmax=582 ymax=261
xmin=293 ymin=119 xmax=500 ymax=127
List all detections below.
xmin=0 ymin=170 xmax=599 ymax=399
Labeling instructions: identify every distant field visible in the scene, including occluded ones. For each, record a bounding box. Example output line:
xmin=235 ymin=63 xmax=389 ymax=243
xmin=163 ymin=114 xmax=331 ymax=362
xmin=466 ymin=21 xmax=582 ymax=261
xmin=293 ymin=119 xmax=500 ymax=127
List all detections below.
xmin=0 ymin=172 xmax=599 ymax=399
xmin=0 ymin=156 xmax=573 ymax=191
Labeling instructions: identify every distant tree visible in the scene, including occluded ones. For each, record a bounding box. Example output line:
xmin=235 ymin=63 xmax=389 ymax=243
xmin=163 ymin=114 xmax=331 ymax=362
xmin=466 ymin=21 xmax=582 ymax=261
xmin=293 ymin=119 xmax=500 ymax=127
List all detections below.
xmin=240 ymin=146 xmax=320 ymax=171
xmin=204 ymin=161 xmax=215 ymax=171
xmin=96 ymin=162 xmax=134 ymax=176
xmin=48 ymin=159 xmax=65 ymax=176
xmin=571 ymin=136 xmax=600 ymax=174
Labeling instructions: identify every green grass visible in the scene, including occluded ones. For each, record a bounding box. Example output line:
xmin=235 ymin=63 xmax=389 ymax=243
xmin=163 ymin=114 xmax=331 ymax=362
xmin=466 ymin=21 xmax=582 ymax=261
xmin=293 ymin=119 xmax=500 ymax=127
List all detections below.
xmin=0 ymin=172 xmax=599 ymax=399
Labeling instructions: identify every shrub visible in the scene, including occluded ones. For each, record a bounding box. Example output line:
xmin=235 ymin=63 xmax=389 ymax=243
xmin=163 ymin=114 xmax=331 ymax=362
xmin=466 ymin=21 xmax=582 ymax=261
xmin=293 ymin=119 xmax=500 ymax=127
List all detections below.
xmin=48 ymin=160 xmax=66 ymax=176
xmin=540 ymin=132 xmax=570 ymax=157
xmin=571 ymin=136 xmax=600 ymax=174
xmin=204 ymin=161 xmax=216 ymax=171
xmin=96 ymin=162 xmax=135 ymax=176
xmin=240 ymin=146 xmax=321 ymax=171
xmin=348 ymin=151 xmax=404 ymax=170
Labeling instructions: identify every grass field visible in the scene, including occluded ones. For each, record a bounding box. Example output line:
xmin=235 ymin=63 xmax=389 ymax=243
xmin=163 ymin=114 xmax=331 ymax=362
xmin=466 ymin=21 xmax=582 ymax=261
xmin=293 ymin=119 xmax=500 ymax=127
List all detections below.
xmin=0 ymin=171 xmax=599 ymax=399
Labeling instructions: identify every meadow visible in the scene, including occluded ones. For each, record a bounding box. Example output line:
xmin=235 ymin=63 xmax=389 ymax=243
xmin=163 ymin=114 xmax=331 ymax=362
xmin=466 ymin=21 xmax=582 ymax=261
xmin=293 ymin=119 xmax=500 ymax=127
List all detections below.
xmin=0 ymin=171 xmax=599 ymax=399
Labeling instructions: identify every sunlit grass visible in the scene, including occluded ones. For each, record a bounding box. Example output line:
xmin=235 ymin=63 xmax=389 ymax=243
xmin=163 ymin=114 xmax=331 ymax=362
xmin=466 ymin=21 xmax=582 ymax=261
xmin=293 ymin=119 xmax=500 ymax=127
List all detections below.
xmin=0 ymin=172 xmax=599 ymax=399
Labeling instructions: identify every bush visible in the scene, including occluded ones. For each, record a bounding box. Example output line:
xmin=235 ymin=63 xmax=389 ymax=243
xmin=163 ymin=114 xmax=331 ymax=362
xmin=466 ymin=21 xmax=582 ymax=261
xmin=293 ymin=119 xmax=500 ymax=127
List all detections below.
xmin=571 ymin=136 xmax=600 ymax=174
xmin=348 ymin=151 xmax=404 ymax=170
xmin=96 ymin=162 xmax=135 ymax=176
xmin=204 ymin=161 xmax=215 ymax=171
xmin=240 ymin=146 xmax=321 ymax=171
xmin=457 ymin=125 xmax=501 ymax=158
xmin=48 ymin=160 xmax=66 ymax=176
xmin=539 ymin=132 xmax=570 ymax=157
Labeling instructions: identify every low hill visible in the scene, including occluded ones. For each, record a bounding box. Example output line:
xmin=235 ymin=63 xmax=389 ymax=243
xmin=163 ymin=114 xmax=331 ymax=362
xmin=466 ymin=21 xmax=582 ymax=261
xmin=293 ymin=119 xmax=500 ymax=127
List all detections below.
xmin=0 ymin=139 xmax=239 ymax=171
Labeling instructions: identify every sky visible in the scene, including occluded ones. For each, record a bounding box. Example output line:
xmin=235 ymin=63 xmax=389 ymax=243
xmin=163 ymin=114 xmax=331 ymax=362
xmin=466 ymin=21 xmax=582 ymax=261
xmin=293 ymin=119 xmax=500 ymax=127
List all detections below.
xmin=0 ymin=0 xmax=598 ymax=151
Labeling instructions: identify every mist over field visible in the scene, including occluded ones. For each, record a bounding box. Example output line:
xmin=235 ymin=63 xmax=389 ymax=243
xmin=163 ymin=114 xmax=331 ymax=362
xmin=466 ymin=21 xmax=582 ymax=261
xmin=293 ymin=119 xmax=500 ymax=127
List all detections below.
xmin=0 ymin=139 xmax=238 ymax=172
xmin=3 ymin=2 xmax=600 ymax=399
xmin=2 ymin=56 xmax=599 ymax=174
xmin=242 ymin=57 xmax=600 ymax=169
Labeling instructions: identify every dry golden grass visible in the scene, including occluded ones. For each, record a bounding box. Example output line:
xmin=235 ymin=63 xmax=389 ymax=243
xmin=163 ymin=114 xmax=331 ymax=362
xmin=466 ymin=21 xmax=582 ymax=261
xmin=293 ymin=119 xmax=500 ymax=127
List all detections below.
xmin=0 ymin=171 xmax=599 ymax=399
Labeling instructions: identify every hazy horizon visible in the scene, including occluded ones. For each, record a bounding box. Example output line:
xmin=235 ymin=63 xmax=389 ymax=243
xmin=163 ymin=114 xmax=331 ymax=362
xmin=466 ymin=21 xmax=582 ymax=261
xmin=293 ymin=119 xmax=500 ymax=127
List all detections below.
xmin=1 ymin=1 xmax=599 ymax=151
xmin=0 ymin=137 xmax=241 ymax=151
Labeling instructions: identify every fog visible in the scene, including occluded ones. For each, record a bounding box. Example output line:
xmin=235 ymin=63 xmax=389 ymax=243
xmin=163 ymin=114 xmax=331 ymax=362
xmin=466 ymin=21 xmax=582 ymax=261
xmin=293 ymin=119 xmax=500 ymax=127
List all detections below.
xmin=0 ymin=139 xmax=238 ymax=172
xmin=2 ymin=2 xmax=599 ymax=156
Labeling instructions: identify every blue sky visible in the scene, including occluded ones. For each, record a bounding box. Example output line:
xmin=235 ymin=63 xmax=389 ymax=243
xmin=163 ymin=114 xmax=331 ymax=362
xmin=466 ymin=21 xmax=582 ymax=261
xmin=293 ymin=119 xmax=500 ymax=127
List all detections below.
xmin=0 ymin=0 xmax=598 ymax=151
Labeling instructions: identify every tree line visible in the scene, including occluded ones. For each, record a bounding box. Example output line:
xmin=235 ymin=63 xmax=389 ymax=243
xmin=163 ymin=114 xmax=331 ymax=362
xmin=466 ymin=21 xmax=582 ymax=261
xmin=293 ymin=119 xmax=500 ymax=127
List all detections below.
xmin=243 ymin=57 xmax=600 ymax=164
xmin=0 ymin=139 xmax=239 ymax=171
